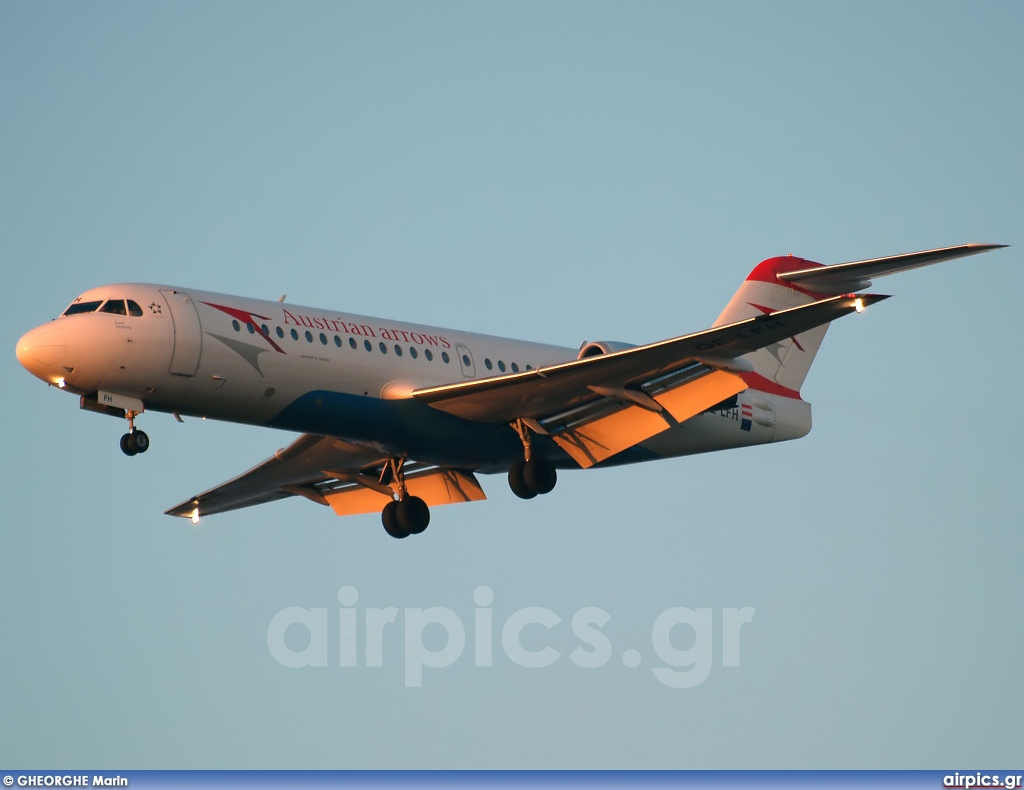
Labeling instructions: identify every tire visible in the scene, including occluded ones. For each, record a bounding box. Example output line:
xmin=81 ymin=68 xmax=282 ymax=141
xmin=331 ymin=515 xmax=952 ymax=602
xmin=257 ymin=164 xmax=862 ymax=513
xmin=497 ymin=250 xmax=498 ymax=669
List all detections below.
xmin=508 ymin=460 xmax=536 ymax=499
xmin=523 ymin=456 xmax=557 ymax=495
xmin=120 ymin=433 xmax=138 ymax=456
xmin=382 ymin=500 xmax=408 ymax=539
xmin=398 ymin=496 xmax=430 ymax=535
xmin=133 ymin=430 xmax=150 ymax=453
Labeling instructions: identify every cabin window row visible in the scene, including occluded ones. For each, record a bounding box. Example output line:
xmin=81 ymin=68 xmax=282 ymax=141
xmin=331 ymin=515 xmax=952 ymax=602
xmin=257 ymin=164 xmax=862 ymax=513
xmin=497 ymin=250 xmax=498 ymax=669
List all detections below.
xmin=228 ymin=319 xmax=534 ymax=372
xmin=484 ymin=358 xmax=526 ymax=373
xmin=230 ymin=320 xmax=454 ymax=364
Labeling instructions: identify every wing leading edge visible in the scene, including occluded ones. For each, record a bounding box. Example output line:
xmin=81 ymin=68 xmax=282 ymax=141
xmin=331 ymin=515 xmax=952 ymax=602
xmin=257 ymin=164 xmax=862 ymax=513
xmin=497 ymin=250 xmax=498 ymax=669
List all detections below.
xmin=777 ymin=243 xmax=1006 ymax=293
xmin=413 ymin=293 xmax=886 ymax=424
xmin=165 ymin=433 xmax=486 ymax=519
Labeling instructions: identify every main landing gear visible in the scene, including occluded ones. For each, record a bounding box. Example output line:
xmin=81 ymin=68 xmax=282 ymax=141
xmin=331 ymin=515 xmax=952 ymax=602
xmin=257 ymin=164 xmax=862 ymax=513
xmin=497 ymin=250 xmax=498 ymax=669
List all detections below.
xmin=380 ymin=458 xmax=430 ymax=539
xmin=507 ymin=419 xmax=557 ymax=500
xmin=119 ymin=410 xmax=150 ymax=457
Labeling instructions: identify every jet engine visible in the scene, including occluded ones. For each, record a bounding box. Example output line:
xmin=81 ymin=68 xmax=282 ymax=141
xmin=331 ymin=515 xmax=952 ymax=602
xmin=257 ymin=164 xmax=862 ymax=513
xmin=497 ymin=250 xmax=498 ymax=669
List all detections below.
xmin=577 ymin=340 xmax=636 ymax=359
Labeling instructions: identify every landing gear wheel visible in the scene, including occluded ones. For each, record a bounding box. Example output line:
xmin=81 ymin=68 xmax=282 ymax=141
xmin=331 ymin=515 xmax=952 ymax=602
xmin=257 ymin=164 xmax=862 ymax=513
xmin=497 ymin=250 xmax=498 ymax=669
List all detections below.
xmin=397 ymin=496 xmax=430 ymax=535
xmin=132 ymin=430 xmax=150 ymax=453
xmin=508 ymin=460 xmax=536 ymax=499
xmin=523 ymin=456 xmax=557 ymax=495
xmin=382 ymin=500 xmax=408 ymax=539
xmin=120 ymin=433 xmax=138 ymax=456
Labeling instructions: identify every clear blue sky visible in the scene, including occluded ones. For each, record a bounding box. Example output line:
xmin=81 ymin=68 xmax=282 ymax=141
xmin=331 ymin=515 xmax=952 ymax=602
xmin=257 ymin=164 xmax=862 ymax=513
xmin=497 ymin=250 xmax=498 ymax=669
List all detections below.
xmin=2 ymin=0 xmax=1021 ymax=768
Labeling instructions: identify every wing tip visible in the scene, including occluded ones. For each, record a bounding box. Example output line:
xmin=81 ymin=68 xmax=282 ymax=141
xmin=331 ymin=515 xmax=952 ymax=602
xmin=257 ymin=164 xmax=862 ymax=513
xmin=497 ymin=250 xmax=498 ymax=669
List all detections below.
xmin=847 ymin=293 xmax=891 ymax=309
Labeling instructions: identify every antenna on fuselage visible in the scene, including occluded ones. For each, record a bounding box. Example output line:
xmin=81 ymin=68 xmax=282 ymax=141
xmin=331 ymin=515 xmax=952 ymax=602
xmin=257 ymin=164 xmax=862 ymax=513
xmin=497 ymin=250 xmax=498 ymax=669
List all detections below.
xmin=278 ymin=295 xmax=287 ymax=303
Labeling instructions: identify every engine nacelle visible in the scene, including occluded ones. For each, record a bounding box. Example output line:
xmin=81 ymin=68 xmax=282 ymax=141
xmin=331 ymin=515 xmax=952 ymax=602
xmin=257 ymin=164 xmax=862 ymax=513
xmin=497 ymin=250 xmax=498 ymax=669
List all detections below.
xmin=577 ymin=340 xmax=636 ymax=359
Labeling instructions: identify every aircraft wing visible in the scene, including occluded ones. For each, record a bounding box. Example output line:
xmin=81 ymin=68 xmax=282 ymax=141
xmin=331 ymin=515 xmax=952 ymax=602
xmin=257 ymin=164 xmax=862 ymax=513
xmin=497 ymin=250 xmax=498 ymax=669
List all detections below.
xmin=165 ymin=433 xmax=485 ymax=519
xmin=414 ymin=293 xmax=884 ymax=423
xmin=777 ymin=243 xmax=1006 ymax=293
xmin=413 ymin=293 xmax=886 ymax=467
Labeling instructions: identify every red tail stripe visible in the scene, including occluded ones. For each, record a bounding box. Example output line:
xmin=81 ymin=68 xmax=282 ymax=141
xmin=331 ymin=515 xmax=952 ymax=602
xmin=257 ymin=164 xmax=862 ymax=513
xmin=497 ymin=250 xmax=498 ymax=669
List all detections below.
xmin=745 ymin=256 xmax=825 ymax=298
xmin=740 ymin=372 xmax=802 ymax=401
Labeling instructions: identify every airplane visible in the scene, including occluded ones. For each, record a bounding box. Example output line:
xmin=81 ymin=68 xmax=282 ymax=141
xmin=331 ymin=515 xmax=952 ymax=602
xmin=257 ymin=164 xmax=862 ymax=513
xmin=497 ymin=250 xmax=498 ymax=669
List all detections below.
xmin=15 ymin=243 xmax=1006 ymax=538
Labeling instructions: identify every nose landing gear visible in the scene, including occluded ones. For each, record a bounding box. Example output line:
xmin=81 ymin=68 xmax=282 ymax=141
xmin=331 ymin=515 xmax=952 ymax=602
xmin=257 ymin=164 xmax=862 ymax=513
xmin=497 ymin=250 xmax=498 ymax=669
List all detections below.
xmin=380 ymin=458 xmax=430 ymax=539
xmin=119 ymin=410 xmax=150 ymax=457
xmin=508 ymin=419 xmax=557 ymax=499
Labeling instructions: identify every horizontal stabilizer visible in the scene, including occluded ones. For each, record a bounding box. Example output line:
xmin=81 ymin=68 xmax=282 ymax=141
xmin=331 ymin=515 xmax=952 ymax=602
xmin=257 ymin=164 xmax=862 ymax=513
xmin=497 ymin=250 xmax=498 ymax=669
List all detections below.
xmin=778 ymin=243 xmax=1006 ymax=294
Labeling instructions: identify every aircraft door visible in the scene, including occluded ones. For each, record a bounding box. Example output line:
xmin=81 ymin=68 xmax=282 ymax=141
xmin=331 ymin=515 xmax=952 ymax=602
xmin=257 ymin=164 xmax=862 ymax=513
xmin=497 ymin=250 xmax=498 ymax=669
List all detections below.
xmin=455 ymin=343 xmax=476 ymax=378
xmin=160 ymin=289 xmax=203 ymax=376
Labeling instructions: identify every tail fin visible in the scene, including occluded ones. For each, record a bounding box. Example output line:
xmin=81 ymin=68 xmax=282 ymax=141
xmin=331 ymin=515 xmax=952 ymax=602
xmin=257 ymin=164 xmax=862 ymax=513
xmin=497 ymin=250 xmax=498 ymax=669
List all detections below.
xmin=715 ymin=244 xmax=1008 ymax=397
xmin=713 ymin=255 xmax=832 ymax=397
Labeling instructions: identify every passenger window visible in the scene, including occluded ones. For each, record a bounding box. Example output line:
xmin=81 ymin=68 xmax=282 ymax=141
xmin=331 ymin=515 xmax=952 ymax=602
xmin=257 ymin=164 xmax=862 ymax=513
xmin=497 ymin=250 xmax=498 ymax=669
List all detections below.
xmin=364 ymin=339 xmax=372 ymax=352
xmin=498 ymin=360 xmax=506 ymax=372
xmin=379 ymin=342 xmax=388 ymax=354
xmin=276 ymin=327 xmax=285 ymax=339
xmin=511 ymin=362 xmax=519 ymax=373
xmin=232 ymin=320 xmax=241 ymax=332
xmin=62 ymin=300 xmax=103 ymax=316
xmin=349 ymin=337 xmax=358 ymax=350
xmin=424 ymin=349 xmax=433 ymax=361
xmin=394 ymin=344 xmax=403 ymax=357
xmin=127 ymin=300 xmax=144 ymax=317
xmin=320 ymin=333 xmax=328 ymax=345
xmin=484 ymin=358 xmax=493 ymax=370
xmin=248 ymin=323 xmax=256 ymax=334
xmin=291 ymin=328 xmax=299 ymax=340
xmin=100 ymin=300 xmax=128 ymax=316
xmin=442 ymin=351 xmax=450 ymax=364
xmin=305 ymin=330 xmax=313 ymax=343
xmin=334 ymin=336 xmax=342 ymax=348
xmin=409 ymin=347 xmax=418 ymax=359
xmin=261 ymin=324 xmax=270 ymax=336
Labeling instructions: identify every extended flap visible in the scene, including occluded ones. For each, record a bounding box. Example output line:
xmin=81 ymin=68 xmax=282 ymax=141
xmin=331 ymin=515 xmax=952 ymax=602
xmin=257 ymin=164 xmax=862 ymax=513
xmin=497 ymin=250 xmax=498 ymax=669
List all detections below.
xmin=551 ymin=405 xmax=670 ymax=469
xmin=653 ymin=369 xmax=747 ymax=423
xmin=323 ymin=469 xmax=486 ymax=517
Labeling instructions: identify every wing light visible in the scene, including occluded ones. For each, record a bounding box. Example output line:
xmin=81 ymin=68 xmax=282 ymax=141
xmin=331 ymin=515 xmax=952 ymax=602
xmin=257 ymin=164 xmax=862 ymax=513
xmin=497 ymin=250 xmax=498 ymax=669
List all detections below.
xmin=854 ymin=298 xmax=864 ymax=313
xmin=55 ymin=377 xmax=66 ymax=388
xmin=190 ymin=507 xmax=201 ymax=525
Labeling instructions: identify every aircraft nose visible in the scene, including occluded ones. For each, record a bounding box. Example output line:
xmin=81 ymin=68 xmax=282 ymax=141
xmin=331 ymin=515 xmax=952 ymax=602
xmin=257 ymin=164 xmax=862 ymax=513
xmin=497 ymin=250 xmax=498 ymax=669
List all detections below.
xmin=16 ymin=324 xmax=68 ymax=383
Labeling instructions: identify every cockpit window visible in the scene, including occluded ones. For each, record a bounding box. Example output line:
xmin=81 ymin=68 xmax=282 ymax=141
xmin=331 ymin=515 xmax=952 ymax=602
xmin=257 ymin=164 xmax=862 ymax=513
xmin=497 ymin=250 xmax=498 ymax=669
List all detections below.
xmin=99 ymin=299 xmax=128 ymax=316
xmin=127 ymin=300 xmax=144 ymax=317
xmin=63 ymin=300 xmax=103 ymax=316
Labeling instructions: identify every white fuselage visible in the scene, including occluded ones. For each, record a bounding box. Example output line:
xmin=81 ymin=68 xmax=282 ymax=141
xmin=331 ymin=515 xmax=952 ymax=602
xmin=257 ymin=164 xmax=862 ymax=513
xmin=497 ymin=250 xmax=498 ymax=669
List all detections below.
xmin=16 ymin=283 xmax=811 ymax=473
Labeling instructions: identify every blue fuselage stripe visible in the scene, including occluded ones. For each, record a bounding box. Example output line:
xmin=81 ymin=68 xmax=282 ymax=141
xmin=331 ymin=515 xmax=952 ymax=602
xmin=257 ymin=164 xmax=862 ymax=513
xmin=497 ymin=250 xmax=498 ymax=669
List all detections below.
xmin=266 ymin=390 xmax=525 ymax=467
